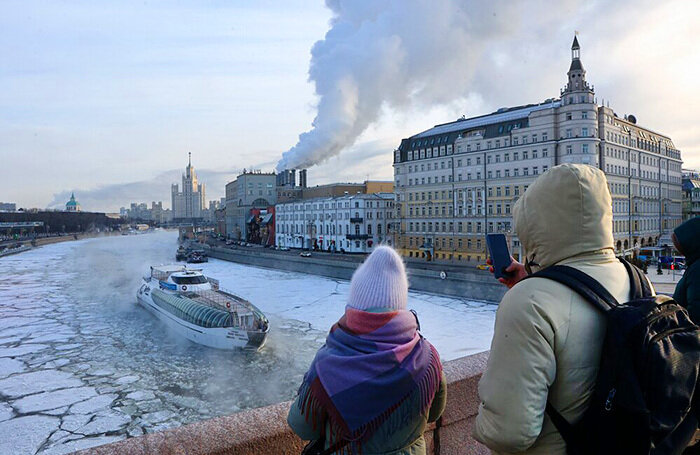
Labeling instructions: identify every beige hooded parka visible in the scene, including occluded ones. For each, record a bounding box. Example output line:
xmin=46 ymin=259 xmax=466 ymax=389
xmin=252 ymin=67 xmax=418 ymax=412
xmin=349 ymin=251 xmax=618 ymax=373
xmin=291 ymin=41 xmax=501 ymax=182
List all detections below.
xmin=473 ymin=164 xmax=651 ymax=454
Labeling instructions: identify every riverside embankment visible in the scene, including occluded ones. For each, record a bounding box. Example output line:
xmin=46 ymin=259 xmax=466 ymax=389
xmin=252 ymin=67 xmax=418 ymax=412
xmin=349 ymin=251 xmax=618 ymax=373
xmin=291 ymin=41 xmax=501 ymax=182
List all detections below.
xmin=206 ymin=245 xmax=507 ymax=302
xmin=0 ymin=231 xmax=124 ymax=258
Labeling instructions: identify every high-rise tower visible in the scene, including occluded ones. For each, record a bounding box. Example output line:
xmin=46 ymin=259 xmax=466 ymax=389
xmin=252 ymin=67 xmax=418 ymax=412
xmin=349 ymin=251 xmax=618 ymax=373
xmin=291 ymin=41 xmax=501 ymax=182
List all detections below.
xmin=171 ymin=153 xmax=206 ymax=222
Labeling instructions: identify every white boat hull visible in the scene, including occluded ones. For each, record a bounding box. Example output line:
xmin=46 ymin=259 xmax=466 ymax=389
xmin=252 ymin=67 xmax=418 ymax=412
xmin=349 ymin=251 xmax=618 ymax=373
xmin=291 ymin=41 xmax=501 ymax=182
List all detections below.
xmin=136 ymin=287 xmax=266 ymax=350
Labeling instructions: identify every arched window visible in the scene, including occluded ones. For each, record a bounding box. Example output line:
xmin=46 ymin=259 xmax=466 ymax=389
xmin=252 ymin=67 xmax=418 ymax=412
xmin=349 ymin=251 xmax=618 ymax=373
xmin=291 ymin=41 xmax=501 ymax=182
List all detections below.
xmin=251 ymin=198 xmax=269 ymax=208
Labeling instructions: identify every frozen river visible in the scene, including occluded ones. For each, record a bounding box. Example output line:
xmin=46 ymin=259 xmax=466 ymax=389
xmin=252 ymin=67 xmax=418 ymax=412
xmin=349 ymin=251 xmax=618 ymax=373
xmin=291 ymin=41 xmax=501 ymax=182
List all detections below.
xmin=0 ymin=231 xmax=496 ymax=454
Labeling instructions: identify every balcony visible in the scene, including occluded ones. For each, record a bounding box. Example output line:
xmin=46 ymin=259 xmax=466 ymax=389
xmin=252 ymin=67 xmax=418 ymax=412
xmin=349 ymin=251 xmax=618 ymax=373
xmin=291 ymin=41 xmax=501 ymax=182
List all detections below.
xmin=349 ymin=217 xmax=363 ymax=223
xmin=346 ymin=234 xmax=369 ymax=240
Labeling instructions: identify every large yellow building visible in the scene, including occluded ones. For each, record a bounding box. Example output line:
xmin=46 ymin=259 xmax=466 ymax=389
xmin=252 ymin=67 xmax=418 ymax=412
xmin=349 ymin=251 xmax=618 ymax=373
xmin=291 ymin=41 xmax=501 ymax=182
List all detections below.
xmin=393 ymin=37 xmax=683 ymax=262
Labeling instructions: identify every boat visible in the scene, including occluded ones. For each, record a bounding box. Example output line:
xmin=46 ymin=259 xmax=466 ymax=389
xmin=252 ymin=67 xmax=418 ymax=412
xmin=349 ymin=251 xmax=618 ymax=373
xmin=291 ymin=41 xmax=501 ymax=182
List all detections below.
xmin=186 ymin=250 xmax=208 ymax=263
xmin=137 ymin=265 xmax=269 ymax=350
xmin=176 ymin=246 xmax=188 ymax=261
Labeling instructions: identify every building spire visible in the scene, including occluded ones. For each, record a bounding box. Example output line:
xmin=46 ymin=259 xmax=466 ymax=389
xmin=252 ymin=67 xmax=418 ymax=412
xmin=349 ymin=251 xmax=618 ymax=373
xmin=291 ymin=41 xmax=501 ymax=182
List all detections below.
xmin=571 ymin=34 xmax=580 ymax=61
xmin=188 ymin=151 xmax=191 ymax=167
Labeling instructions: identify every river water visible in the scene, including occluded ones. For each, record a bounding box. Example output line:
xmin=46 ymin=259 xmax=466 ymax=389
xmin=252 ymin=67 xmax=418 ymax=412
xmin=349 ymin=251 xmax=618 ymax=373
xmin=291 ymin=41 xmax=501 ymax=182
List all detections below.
xmin=0 ymin=231 xmax=496 ymax=454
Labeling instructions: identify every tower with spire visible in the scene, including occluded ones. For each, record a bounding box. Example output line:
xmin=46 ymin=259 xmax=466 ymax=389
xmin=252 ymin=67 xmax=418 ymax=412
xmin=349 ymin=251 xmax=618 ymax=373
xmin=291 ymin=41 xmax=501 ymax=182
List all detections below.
xmin=171 ymin=153 xmax=206 ymax=222
xmin=562 ymin=35 xmax=594 ymax=103
xmin=557 ymin=34 xmax=599 ymax=168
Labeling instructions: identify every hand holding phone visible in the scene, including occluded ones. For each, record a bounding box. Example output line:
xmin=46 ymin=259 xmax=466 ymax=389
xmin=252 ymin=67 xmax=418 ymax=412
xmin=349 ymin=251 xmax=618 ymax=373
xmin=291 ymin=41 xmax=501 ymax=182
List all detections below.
xmin=486 ymin=234 xmax=513 ymax=280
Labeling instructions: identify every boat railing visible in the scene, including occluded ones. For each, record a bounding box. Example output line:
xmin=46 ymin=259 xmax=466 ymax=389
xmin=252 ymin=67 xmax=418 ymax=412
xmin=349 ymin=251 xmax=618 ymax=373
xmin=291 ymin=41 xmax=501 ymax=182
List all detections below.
xmin=190 ymin=289 xmax=251 ymax=314
xmin=206 ymin=277 xmax=220 ymax=290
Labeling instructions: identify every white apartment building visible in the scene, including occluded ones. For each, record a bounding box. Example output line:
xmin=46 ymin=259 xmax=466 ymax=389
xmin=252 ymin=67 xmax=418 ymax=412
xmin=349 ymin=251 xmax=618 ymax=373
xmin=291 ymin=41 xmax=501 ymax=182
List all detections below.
xmin=393 ymin=37 xmax=683 ymax=262
xmin=275 ymin=193 xmax=395 ymax=253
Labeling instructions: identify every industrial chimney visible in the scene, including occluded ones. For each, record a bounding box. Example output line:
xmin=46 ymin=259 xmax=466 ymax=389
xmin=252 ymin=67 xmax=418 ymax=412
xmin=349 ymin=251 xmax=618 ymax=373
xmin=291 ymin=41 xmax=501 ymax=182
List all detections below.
xmin=299 ymin=169 xmax=308 ymax=188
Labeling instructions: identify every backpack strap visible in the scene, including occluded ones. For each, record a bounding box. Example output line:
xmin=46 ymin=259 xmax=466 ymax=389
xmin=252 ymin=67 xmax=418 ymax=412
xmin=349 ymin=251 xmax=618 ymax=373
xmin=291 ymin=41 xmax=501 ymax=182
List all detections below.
xmin=524 ymin=259 xmax=647 ymax=451
xmin=618 ymin=257 xmax=652 ymax=299
xmin=525 ymin=265 xmax=619 ymax=312
xmin=544 ymin=402 xmax=578 ymax=449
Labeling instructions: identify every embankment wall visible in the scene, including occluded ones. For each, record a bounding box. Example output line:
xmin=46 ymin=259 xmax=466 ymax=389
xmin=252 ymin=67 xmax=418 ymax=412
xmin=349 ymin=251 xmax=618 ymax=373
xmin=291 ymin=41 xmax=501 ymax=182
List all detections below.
xmin=207 ymin=247 xmax=506 ymax=302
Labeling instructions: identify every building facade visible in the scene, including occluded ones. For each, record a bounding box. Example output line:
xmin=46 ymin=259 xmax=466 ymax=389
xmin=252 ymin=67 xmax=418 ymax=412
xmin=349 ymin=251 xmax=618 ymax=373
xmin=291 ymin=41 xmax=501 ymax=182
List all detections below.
xmin=275 ymin=192 xmax=395 ymax=253
xmin=171 ymin=153 xmax=206 ymax=222
xmin=0 ymin=202 xmax=17 ymax=212
xmin=225 ymin=170 xmax=277 ymax=240
xmin=393 ymin=37 xmax=683 ymax=262
xmin=682 ymin=169 xmax=700 ymax=221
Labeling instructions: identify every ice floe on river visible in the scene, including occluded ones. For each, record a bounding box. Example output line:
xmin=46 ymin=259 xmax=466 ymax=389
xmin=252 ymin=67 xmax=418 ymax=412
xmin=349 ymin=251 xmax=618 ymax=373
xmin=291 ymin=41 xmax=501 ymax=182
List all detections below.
xmin=0 ymin=231 xmax=496 ymax=453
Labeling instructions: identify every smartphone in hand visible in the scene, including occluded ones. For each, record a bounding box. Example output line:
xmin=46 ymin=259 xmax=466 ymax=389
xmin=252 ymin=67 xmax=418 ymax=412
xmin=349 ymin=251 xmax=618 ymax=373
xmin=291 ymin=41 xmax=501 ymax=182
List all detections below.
xmin=486 ymin=233 xmax=513 ymax=280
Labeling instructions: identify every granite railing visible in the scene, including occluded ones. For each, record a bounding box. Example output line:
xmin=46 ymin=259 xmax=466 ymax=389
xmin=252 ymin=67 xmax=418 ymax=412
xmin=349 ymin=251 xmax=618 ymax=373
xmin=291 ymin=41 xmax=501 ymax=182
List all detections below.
xmin=78 ymin=351 xmax=491 ymax=455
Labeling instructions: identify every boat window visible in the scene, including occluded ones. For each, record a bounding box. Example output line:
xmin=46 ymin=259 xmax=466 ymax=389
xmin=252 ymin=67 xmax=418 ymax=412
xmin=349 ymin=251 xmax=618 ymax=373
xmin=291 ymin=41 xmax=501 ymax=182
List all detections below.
xmin=172 ymin=276 xmax=208 ymax=285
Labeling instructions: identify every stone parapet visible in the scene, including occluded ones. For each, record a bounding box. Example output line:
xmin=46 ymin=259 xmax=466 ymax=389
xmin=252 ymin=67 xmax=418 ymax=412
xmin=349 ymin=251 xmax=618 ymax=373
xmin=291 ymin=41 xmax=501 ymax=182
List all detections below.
xmin=77 ymin=352 xmax=491 ymax=455
xmin=74 ymin=349 xmax=700 ymax=454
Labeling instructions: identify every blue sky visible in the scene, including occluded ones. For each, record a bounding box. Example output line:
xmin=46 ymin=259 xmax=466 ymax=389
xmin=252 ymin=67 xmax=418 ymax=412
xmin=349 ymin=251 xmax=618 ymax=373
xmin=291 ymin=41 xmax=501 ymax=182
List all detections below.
xmin=1 ymin=0 xmax=699 ymax=211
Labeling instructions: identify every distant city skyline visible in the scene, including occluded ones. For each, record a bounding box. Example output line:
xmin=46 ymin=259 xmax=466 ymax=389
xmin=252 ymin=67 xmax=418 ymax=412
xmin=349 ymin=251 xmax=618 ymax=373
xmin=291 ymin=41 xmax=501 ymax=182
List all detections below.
xmin=2 ymin=0 xmax=699 ymax=211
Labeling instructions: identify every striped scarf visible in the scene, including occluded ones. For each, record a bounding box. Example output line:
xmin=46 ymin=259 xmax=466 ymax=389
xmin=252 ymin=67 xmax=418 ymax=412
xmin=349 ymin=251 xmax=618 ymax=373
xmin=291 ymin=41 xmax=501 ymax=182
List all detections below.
xmin=297 ymin=307 xmax=442 ymax=452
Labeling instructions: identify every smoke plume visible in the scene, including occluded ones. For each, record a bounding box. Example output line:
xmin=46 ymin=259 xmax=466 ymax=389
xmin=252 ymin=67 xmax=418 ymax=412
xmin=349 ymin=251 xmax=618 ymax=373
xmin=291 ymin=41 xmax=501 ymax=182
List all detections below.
xmin=276 ymin=0 xmax=520 ymax=171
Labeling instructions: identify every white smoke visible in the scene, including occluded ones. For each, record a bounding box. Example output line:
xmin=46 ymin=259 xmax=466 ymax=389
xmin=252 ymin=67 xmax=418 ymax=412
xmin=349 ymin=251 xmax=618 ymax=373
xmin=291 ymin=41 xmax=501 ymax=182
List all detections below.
xmin=276 ymin=0 xmax=524 ymax=171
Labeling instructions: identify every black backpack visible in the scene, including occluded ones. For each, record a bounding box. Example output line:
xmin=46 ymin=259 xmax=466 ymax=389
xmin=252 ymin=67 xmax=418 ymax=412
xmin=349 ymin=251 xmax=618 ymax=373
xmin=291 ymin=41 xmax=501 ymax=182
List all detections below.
xmin=527 ymin=258 xmax=700 ymax=454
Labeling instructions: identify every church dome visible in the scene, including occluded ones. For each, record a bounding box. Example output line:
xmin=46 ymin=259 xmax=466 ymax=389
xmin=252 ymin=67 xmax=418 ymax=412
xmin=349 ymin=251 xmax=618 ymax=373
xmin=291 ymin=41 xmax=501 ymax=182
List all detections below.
xmin=66 ymin=193 xmax=81 ymax=211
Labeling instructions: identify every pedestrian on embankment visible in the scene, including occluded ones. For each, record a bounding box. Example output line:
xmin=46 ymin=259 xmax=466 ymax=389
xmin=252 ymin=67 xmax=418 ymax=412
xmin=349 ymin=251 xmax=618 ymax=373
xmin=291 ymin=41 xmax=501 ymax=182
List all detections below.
xmin=287 ymin=245 xmax=446 ymax=455
xmin=474 ymin=164 xmax=647 ymax=453
xmin=673 ymin=217 xmax=700 ymax=324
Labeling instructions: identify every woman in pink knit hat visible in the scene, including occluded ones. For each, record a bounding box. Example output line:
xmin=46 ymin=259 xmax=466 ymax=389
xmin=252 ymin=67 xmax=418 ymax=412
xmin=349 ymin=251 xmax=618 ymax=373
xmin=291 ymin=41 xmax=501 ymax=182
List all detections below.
xmin=288 ymin=246 xmax=446 ymax=455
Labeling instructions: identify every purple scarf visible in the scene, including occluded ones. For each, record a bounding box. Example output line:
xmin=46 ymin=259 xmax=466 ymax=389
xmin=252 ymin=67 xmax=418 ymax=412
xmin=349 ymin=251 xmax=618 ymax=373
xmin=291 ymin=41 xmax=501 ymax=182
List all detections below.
xmin=297 ymin=307 xmax=442 ymax=447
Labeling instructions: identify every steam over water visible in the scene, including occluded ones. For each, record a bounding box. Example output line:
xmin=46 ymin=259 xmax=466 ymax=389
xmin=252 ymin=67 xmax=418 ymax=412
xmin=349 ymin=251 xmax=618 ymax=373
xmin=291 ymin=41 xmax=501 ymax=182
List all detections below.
xmin=0 ymin=231 xmax=495 ymax=454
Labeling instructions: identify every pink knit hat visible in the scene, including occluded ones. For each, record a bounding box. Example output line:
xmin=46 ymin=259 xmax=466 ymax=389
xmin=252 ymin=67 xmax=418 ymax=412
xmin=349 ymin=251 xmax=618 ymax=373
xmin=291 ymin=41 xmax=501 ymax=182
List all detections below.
xmin=347 ymin=246 xmax=408 ymax=311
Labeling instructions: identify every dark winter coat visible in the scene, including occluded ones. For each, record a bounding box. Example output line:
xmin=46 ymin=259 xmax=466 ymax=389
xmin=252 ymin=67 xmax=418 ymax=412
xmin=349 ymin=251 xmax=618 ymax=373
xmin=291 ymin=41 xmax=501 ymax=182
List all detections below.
xmin=673 ymin=217 xmax=700 ymax=324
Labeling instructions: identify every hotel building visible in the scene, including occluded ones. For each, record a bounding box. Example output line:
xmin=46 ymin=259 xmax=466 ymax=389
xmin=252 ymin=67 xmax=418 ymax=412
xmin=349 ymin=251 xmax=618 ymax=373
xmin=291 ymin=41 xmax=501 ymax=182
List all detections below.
xmin=393 ymin=37 xmax=683 ymax=262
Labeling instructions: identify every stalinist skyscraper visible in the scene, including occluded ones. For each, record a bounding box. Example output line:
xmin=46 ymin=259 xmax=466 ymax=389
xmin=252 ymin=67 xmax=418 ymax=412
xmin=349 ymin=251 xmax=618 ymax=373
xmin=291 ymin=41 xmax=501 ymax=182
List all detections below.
xmin=171 ymin=153 xmax=206 ymax=222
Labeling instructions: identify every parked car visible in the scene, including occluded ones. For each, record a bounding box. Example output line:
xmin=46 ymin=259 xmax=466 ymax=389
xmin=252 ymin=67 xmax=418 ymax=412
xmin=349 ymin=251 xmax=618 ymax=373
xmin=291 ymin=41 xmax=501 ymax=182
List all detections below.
xmin=476 ymin=263 xmax=489 ymax=270
xmin=225 ymin=239 xmax=234 ymax=245
xmin=300 ymin=251 xmax=312 ymax=257
xmin=280 ymin=246 xmax=290 ymax=251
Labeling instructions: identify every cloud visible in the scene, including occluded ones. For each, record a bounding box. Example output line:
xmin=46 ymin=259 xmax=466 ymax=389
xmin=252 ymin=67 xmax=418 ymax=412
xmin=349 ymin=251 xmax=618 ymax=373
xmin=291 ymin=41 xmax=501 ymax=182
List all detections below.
xmin=3 ymin=0 xmax=700 ymax=211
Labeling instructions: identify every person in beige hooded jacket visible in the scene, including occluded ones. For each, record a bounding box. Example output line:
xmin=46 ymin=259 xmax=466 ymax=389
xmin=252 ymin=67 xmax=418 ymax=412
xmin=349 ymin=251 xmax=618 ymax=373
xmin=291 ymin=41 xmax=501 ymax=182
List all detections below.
xmin=473 ymin=163 xmax=653 ymax=454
